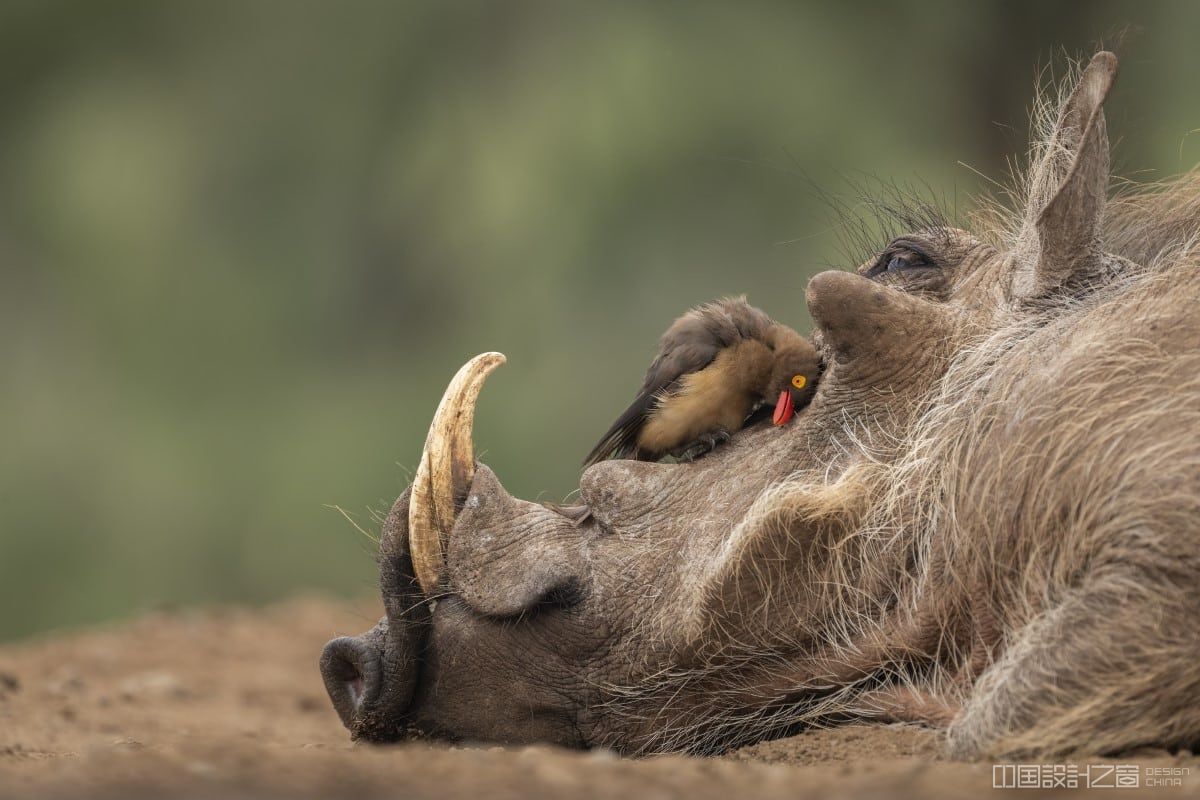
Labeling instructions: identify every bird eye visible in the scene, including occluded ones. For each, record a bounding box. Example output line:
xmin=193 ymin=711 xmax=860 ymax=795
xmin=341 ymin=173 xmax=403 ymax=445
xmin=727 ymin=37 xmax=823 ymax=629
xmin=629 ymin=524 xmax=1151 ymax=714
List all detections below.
xmin=791 ymin=375 xmax=806 ymax=390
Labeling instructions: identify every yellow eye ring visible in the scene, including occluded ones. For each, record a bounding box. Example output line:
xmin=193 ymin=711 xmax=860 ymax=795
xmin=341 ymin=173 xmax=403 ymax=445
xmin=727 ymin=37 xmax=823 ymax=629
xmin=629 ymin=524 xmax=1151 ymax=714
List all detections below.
xmin=791 ymin=375 xmax=807 ymax=390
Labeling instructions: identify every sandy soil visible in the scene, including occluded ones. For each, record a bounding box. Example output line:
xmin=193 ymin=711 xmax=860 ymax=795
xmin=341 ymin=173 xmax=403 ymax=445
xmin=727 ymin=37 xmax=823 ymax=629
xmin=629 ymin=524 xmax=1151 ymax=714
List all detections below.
xmin=0 ymin=597 xmax=1194 ymax=799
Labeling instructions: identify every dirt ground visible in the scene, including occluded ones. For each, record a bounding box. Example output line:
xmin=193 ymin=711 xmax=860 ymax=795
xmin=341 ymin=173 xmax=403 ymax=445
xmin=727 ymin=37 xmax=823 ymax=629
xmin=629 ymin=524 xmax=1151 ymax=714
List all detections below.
xmin=1 ymin=597 xmax=1195 ymax=799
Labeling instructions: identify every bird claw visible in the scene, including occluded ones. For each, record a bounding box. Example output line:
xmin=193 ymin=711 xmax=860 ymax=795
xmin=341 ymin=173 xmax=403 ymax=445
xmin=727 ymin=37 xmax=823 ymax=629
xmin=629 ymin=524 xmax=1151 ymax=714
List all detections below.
xmin=674 ymin=430 xmax=731 ymax=462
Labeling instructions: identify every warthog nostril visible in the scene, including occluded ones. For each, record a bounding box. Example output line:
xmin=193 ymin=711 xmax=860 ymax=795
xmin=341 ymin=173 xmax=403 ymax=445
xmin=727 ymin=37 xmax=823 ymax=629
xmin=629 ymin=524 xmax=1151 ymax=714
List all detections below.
xmin=319 ymin=636 xmax=383 ymax=729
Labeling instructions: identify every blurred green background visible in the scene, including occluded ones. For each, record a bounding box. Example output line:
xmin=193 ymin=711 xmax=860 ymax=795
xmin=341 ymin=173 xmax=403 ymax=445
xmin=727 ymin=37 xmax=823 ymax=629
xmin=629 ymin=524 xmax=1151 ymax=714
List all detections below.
xmin=2 ymin=1 xmax=1197 ymax=640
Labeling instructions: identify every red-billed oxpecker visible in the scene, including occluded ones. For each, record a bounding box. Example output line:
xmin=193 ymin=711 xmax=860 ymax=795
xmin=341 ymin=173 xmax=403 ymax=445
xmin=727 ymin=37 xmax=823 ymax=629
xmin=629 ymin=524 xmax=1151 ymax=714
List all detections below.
xmin=582 ymin=297 xmax=819 ymax=467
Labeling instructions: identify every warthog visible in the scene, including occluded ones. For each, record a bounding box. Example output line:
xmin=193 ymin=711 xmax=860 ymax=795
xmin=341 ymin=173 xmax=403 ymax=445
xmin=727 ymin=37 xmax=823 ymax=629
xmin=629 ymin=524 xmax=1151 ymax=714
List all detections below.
xmin=321 ymin=52 xmax=1200 ymax=757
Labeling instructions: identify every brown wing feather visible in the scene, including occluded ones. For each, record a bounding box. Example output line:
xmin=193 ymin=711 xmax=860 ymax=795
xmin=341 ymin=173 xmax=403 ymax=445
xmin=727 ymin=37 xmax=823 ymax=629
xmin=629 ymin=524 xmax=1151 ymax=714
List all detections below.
xmin=581 ymin=297 xmax=774 ymax=467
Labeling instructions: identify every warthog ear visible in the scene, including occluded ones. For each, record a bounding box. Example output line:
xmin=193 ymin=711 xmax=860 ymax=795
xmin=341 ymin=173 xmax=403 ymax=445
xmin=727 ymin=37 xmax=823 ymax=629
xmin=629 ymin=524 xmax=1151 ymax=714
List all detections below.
xmin=1016 ymin=51 xmax=1118 ymax=298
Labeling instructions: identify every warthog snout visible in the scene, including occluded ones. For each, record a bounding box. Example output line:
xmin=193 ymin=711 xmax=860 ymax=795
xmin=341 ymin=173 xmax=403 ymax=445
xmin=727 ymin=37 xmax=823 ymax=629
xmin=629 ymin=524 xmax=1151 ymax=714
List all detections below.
xmin=320 ymin=633 xmax=384 ymax=729
xmin=319 ymin=610 xmax=426 ymax=742
xmin=320 ymin=478 xmax=430 ymax=741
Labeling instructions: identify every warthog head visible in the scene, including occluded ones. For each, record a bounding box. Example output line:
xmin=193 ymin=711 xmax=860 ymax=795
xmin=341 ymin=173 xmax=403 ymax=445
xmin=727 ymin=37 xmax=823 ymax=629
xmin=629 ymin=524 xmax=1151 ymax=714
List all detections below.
xmin=322 ymin=52 xmax=1200 ymax=757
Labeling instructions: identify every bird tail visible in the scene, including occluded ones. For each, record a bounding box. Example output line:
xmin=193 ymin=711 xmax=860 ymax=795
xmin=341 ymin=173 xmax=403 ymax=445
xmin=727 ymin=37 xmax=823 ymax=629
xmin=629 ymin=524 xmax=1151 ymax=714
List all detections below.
xmin=581 ymin=392 xmax=653 ymax=469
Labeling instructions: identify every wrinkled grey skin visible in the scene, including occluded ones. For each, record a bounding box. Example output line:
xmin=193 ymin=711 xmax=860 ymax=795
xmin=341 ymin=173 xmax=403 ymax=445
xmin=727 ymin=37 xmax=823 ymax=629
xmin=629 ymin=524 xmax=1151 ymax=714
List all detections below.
xmin=335 ymin=416 xmax=845 ymax=750
xmin=322 ymin=53 xmax=1200 ymax=757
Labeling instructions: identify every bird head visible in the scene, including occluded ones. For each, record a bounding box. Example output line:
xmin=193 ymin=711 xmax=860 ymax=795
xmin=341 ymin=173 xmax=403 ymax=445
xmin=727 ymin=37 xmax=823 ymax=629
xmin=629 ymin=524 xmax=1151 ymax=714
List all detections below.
xmin=766 ymin=335 xmax=820 ymax=426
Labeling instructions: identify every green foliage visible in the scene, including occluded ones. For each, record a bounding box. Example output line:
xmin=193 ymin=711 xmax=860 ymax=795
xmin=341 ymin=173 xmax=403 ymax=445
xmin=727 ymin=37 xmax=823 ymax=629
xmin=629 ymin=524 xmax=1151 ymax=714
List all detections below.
xmin=1 ymin=0 xmax=1197 ymax=639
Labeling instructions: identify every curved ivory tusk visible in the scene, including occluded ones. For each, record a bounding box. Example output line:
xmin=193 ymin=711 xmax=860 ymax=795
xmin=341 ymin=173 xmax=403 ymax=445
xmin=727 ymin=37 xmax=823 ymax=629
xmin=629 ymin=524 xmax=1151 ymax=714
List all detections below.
xmin=408 ymin=352 xmax=506 ymax=595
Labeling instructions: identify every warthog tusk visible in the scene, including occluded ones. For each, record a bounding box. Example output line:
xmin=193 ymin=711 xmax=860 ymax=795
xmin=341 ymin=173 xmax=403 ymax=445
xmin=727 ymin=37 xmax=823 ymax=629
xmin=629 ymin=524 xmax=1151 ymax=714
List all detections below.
xmin=408 ymin=352 xmax=506 ymax=595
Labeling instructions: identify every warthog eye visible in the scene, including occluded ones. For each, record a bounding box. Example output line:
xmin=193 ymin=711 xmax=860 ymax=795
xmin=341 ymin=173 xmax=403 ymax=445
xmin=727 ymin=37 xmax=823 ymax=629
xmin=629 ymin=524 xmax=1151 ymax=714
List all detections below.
xmin=867 ymin=241 xmax=933 ymax=278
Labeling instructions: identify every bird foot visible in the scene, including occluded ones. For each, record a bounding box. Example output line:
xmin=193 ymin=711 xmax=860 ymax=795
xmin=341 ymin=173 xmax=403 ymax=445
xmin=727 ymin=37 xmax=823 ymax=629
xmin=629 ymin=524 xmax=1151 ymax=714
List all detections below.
xmin=673 ymin=429 xmax=731 ymax=462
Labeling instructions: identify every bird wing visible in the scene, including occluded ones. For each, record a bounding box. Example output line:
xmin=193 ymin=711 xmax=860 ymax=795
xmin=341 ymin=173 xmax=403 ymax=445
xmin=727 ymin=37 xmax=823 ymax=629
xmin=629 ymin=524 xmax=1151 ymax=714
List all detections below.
xmin=582 ymin=298 xmax=768 ymax=468
xmin=580 ymin=346 xmax=715 ymax=468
